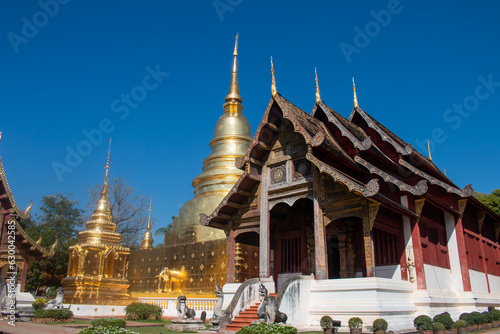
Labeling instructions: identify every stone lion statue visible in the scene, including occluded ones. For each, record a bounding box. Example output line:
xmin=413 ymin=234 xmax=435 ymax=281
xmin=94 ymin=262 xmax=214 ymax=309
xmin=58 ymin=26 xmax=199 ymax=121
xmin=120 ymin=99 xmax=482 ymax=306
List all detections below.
xmin=176 ymin=295 xmax=195 ymax=320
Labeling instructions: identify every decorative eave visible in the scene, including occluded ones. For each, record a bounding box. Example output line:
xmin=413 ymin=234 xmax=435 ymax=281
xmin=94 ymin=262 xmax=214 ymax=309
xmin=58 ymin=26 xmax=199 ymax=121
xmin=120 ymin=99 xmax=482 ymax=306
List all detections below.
xmin=312 ymin=102 xmax=372 ymax=151
xmin=355 ymin=156 xmax=428 ymax=196
xmin=69 ymin=243 xmax=130 ymax=253
xmin=0 ymin=157 xmax=29 ymax=220
xmin=13 ymin=220 xmax=54 ymax=257
xmin=399 ymin=158 xmax=474 ymax=197
xmin=350 ymin=106 xmax=412 ymax=156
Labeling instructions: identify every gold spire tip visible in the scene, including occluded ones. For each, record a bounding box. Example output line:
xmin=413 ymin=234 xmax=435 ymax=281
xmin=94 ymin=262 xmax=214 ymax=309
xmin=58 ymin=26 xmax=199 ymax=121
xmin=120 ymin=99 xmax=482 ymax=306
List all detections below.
xmin=271 ymin=57 xmax=277 ymax=98
xmin=427 ymin=140 xmax=432 ymax=160
xmin=106 ymin=138 xmax=112 ymax=170
xmin=233 ymin=33 xmax=238 ymax=56
xmin=352 ymin=77 xmax=359 ymax=109
xmin=315 ymin=67 xmax=321 ymax=104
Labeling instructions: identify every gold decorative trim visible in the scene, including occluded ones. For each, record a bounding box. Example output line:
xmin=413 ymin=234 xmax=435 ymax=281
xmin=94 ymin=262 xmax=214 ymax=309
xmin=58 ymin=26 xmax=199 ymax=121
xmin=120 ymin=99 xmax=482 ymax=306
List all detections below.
xmin=415 ymin=198 xmax=426 ymax=216
xmin=368 ymin=201 xmax=381 ymax=230
xmin=458 ymin=199 xmax=467 ymax=216
xmin=399 ymin=159 xmax=474 ymax=197
xmin=355 ymin=156 xmax=427 ymax=195
xmin=306 ymin=153 xmax=379 ymax=197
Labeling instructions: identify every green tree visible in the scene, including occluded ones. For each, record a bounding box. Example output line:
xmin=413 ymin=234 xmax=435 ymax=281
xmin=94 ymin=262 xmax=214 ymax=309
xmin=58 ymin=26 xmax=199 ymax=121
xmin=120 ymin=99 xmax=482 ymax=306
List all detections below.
xmin=155 ymin=215 xmax=177 ymax=238
xmin=86 ymin=177 xmax=151 ymax=249
xmin=25 ymin=194 xmax=84 ymax=293
xmin=476 ymin=189 xmax=500 ymax=216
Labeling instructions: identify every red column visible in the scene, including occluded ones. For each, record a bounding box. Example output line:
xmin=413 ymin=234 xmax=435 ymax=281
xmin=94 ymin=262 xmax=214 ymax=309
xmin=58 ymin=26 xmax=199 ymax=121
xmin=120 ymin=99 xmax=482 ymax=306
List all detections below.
xmin=455 ymin=216 xmax=471 ymax=291
xmin=409 ymin=199 xmax=427 ymax=290
xmin=227 ymin=229 xmax=235 ymax=283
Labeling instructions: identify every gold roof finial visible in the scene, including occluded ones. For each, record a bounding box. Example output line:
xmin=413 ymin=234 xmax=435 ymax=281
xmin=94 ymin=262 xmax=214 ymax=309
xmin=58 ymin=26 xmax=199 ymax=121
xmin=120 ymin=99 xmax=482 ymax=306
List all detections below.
xmin=353 ymin=77 xmax=359 ymax=109
xmin=315 ymin=67 xmax=321 ymax=104
xmin=141 ymin=199 xmax=154 ymax=249
xmin=444 ymin=168 xmax=447 ymax=176
xmin=225 ymin=33 xmax=242 ymax=103
xmin=101 ymin=138 xmax=112 ymax=197
xmin=271 ymin=57 xmax=277 ymax=98
xmin=427 ymin=140 xmax=432 ymax=160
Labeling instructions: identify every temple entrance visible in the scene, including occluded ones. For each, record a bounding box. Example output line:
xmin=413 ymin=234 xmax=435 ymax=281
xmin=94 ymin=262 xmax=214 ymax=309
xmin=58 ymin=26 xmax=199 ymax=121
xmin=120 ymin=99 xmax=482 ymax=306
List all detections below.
xmin=270 ymin=198 xmax=314 ymax=288
xmin=234 ymin=231 xmax=260 ymax=282
xmin=326 ymin=217 xmax=365 ymax=278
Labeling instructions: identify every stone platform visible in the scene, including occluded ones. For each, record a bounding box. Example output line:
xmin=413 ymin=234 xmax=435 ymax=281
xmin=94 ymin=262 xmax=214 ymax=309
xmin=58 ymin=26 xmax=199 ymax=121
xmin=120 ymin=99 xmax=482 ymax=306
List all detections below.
xmin=167 ymin=318 xmax=206 ymax=331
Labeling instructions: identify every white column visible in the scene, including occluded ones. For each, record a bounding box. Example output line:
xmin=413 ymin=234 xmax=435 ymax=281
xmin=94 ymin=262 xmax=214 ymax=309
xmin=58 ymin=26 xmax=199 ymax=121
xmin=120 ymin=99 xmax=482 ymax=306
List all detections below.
xmin=444 ymin=211 xmax=463 ymax=292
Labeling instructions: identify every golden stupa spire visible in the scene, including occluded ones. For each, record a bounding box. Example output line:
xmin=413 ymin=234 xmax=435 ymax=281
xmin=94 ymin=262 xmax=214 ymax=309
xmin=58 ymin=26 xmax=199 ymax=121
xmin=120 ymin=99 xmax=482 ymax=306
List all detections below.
xmin=427 ymin=140 xmax=432 ymax=160
xmin=353 ymin=77 xmax=359 ymax=109
xmin=141 ymin=199 xmax=153 ymax=249
xmin=101 ymin=138 xmax=112 ymax=198
xmin=225 ymin=33 xmax=242 ymax=103
xmin=271 ymin=57 xmax=277 ymax=98
xmin=315 ymin=67 xmax=321 ymax=104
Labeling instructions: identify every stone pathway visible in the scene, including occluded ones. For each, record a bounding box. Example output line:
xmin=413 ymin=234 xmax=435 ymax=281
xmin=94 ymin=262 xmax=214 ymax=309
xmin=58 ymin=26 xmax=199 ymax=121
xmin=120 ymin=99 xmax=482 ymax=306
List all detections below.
xmin=0 ymin=319 xmax=164 ymax=334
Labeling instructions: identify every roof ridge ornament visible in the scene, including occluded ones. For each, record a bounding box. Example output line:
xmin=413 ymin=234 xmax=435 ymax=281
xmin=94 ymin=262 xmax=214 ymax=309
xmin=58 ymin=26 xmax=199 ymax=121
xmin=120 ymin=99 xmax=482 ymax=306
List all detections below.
xmin=224 ymin=33 xmax=242 ymax=103
xmin=271 ymin=57 xmax=277 ymax=98
xmin=315 ymin=67 xmax=321 ymax=105
xmin=353 ymin=77 xmax=359 ymax=109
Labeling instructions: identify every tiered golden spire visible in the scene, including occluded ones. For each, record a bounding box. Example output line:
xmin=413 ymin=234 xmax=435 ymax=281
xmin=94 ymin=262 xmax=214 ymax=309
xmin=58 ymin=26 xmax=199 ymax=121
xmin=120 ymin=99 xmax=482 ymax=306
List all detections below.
xmin=225 ymin=33 xmax=242 ymax=104
xmin=353 ymin=77 xmax=359 ymax=109
xmin=141 ymin=199 xmax=153 ymax=249
xmin=271 ymin=57 xmax=277 ymax=98
xmin=315 ymin=67 xmax=321 ymax=104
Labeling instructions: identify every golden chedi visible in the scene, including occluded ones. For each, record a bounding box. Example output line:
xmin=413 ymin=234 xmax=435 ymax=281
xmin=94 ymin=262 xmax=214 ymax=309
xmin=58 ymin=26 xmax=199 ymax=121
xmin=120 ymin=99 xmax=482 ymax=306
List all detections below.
xmin=164 ymin=34 xmax=251 ymax=245
xmin=62 ymin=143 xmax=131 ymax=305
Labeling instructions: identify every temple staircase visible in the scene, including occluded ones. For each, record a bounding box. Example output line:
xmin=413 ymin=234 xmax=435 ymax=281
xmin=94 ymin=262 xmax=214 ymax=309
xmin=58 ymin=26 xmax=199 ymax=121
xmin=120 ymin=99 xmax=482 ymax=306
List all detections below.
xmin=224 ymin=293 xmax=277 ymax=332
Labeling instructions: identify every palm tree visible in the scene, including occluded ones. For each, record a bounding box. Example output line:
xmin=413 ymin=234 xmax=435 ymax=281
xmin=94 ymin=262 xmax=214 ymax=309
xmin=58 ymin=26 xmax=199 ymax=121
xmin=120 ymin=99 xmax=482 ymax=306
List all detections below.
xmin=155 ymin=215 xmax=177 ymax=237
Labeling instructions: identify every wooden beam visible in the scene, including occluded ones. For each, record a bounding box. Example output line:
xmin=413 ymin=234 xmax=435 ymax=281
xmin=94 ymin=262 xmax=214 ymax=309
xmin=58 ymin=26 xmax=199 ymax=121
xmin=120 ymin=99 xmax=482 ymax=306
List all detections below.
xmin=257 ymin=141 xmax=272 ymax=151
xmin=249 ymin=157 xmax=263 ymax=166
xmin=227 ymin=201 xmax=243 ymax=209
xmin=218 ymin=213 xmax=232 ymax=220
xmin=267 ymin=122 xmax=278 ymax=132
xmin=0 ymin=194 xmax=8 ymax=199
xmin=237 ymin=189 xmax=252 ymax=197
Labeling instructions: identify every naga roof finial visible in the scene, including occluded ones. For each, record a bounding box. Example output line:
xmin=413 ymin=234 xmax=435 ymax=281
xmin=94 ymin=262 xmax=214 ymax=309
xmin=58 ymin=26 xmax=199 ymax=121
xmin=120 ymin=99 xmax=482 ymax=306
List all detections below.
xmin=315 ymin=67 xmax=321 ymax=105
xmin=353 ymin=77 xmax=359 ymax=109
xmin=271 ymin=57 xmax=277 ymax=98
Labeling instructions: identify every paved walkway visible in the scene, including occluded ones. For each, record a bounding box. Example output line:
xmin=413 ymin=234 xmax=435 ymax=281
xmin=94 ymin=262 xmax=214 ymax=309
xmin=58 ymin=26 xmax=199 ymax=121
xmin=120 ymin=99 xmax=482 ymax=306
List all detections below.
xmin=0 ymin=319 xmax=164 ymax=334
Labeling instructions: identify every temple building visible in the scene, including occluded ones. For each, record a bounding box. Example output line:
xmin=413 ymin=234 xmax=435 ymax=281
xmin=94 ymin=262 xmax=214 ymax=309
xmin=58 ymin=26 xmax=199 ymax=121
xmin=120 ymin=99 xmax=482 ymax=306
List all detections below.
xmin=200 ymin=66 xmax=500 ymax=328
xmin=62 ymin=144 xmax=131 ymax=305
xmin=127 ymin=35 xmax=259 ymax=295
xmin=0 ymin=156 xmax=54 ymax=292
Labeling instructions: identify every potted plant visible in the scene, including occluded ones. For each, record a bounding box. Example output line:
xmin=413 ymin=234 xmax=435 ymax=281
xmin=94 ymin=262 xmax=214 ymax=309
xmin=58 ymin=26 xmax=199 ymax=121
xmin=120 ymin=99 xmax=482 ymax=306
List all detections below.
xmin=373 ymin=318 xmax=388 ymax=334
xmin=448 ymin=322 xmax=457 ymax=334
xmin=470 ymin=312 xmax=480 ymax=331
xmin=490 ymin=309 xmax=500 ymax=328
xmin=321 ymin=315 xmax=334 ymax=334
xmin=414 ymin=315 xmax=434 ymax=334
xmin=432 ymin=322 xmax=446 ymax=334
xmin=349 ymin=317 xmax=363 ymax=334
xmin=454 ymin=320 xmax=467 ymax=334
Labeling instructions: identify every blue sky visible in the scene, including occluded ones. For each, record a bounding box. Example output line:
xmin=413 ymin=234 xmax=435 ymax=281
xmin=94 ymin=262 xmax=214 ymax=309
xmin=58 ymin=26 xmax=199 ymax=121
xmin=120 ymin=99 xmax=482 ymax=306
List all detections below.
xmin=1 ymin=1 xmax=499 ymax=246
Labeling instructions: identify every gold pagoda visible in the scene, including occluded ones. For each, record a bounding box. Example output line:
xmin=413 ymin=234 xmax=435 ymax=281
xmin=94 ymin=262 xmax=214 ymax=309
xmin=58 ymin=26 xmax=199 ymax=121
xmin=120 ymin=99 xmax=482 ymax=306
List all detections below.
xmin=62 ymin=143 xmax=131 ymax=305
xmin=163 ymin=33 xmax=252 ymax=246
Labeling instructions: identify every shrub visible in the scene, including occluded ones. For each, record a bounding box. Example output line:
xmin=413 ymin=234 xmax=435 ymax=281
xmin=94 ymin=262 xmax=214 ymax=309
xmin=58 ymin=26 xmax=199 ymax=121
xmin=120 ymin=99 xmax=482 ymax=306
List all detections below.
xmin=414 ymin=315 xmax=433 ymax=331
xmin=78 ymin=326 xmax=139 ymax=334
xmin=470 ymin=311 xmax=482 ymax=324
xmin=90 ymin=317 xmax=126 ymax=328
xmin=33 ymin=309 xmax=73 ymax=320
xmin=125 ymin=302 xmax=162 ymax=320
xmin=32 ymin=297 xmax=48 ymax=310
xmin=235 ymin=323 xmax=298 ymax=334
xmin=482 ymin=311 xmax=493 ymax=323
xmin=373 ymin=318 xmax=388 ymax=331
xmin=432 ymin=322 xmax=446 ymax=331
xmin=488 ymin=306 xmax=496 ymax=312
xmin=459 ymin=313 xmax=473 ymax=326
xmin=349 ymin=317 xmax=363 ymax=330
xmin=433 ymin=312 xmax=453 ymax=330
xmin=490 ymin=309 xmax=500 ymax=321
xmin=454 ymin=320 xmax=468 ymax=328
xmin=320 ymin=315 xmax=334 ymax=329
